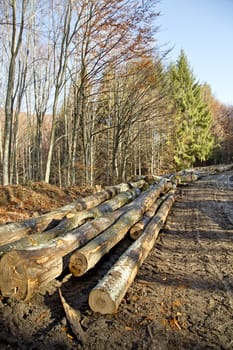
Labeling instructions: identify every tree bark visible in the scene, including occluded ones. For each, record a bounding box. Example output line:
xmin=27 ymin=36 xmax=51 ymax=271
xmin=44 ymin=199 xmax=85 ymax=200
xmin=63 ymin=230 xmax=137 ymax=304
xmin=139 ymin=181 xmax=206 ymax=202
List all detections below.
xmin=44 ymin=2 xmax=73 ymax=183
xmin=0 ymin=186 xmax=122 ymax=246
xmin=0 ymin=202 xmax=135 ymax=301
xmin=0 ymin=188 xmax=140 ymax=256
xmin=3 ymin=0 xmax=26 ymax=185
xmin=88 ymin=190 xmax=176 ymax=314
xmin=69 ymin=179 xmax=168 ymax=277
xmin=129 ymin=191 xmax=171 ymax=240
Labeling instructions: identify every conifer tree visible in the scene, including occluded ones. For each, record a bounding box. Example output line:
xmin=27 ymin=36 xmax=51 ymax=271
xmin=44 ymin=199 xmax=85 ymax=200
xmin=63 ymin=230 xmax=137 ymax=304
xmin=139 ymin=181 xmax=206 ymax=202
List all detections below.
xmin=167 ymin=50 xmax=214 ymax=170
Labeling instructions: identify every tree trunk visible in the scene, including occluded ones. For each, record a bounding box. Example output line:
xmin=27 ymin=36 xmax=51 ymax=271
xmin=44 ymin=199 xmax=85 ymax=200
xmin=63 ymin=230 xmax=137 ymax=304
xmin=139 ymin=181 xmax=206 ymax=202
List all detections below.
xmin=88 ymin=190 xmax=176 ymax=314
xmin=0 ymin=186 xmax=124 ymax=246
xmin=45 ymin=2 xmax=72 ymax=183
xmin=0 ymin=181 xmax=155 ymax=301
xmin=0 ymin=204 xmax=134 ymax=301
xmin=129 ymin=191 xmax=172 ymax=240
xmin=0 ymin=180 xmax=145 ymax=247
xmin=69 ymin=179 xmax=167 ymax=277
xmin=3 ymin=0 xmax=26 ymax=185
xmin=0 ymin=117 xmax=3 ymax=164
xmin=0 ymin=188 xmax=140 ymax=256
xmin=57 ymin=187 xmax=140 ymax=236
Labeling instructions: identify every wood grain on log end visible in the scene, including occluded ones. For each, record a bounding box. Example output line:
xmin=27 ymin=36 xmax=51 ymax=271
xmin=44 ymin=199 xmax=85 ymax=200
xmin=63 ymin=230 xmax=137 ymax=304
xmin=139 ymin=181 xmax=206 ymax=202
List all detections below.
xmin=89 ymin=289 xmax=116 ymax=314
xmin=130 ymin=229 xmax=143 ymax=240
xmin=0 ymin=250 xmax=63 ymax=300
xmin=69 ymin=253 xmax=88 ymax=277
xmin=0 ymin=251 xmax=28 ymax=300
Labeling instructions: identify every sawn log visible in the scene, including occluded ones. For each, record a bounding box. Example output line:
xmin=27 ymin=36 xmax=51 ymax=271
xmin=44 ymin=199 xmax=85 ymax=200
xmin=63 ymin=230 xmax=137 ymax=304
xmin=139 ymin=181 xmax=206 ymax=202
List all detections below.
xmin=129 ymin=192 xmax=170 ymax=240
xmin=88 ymin=190 xmax=176 ymax=314
xmin=0 ymin=188 xmax=140 ymax=257
xmin=129 ymin=182 xmax=175 ymax=240
xmin=69 ymin=179 xmax=168 ymax=277
xmin=0 ymin=203 xmax=135 ymax=301
xmin=0 ymin=180 xmax=145 ymax=247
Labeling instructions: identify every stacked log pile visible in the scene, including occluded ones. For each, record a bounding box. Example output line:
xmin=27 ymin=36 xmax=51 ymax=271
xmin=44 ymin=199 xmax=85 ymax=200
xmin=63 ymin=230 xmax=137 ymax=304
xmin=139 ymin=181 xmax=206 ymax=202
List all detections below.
xmin=1 ymin=166 xmax=218 ymax=312
xmin=0 ymin=180 xmax=145 ymax=247
xmin=89 ymin=189 xmax=176 ymax=314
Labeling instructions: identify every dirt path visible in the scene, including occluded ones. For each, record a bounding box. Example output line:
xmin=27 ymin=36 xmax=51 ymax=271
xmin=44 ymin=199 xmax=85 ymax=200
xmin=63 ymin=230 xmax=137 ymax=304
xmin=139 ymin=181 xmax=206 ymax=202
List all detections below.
xmin=138 ymin=171 xmax=233 ymax=349
xmin=0 ymin=172 xmax=233 ymax=349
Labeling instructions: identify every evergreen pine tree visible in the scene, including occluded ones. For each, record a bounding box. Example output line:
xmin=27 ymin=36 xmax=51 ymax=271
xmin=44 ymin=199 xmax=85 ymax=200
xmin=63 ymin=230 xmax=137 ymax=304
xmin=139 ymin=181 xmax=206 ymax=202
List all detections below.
xmin=167 ymin=50 xmax=214 ymax=170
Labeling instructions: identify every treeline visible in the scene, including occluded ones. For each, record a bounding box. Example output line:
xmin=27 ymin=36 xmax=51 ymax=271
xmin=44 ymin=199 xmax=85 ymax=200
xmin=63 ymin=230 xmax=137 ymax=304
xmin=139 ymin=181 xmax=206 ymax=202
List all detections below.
xmin=0 ymin=0 xmax=232 ymax=187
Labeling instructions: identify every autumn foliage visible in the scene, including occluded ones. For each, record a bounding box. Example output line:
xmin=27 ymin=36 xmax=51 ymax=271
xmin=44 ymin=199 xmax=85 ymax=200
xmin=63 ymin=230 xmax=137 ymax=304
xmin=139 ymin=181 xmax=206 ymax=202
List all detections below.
xmin=0 ymin=0 xmax=232 ymax=186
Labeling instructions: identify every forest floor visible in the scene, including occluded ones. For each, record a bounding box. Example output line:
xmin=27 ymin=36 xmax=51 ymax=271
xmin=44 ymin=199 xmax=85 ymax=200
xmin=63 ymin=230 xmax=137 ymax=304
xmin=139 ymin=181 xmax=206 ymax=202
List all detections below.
xmin=0 ymin=170 xmax=233 ymax=350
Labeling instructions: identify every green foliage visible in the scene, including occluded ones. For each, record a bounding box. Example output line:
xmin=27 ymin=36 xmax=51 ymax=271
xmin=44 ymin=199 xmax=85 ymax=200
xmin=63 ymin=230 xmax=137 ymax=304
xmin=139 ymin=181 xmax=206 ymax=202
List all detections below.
xmin=167 ymin=50 xmax=215 ymax=170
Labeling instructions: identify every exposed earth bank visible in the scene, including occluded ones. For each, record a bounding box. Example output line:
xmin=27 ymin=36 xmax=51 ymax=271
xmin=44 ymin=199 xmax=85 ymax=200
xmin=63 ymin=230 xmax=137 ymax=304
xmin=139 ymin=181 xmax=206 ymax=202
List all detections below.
xmin=0 ymin=171 xmax=233 ymax=350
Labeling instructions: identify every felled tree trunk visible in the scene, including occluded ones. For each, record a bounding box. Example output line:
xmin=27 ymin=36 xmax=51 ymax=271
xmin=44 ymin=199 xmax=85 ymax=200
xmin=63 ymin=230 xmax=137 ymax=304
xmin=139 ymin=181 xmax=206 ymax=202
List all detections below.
xmin=0 ymin=205 xmax=132 ymax=301
xmin=0 ymin=188 xmax=140 ymax=257
xmin=46 ymin=187 xmax=141 ymax=238
xmin=0 ymin=181 xmax=164 ymax=300
xmin=69 ymin=180 xmax=168 ymax=277
xmin=176 ymin=170 xmax=199 ymax=183
xmin=0 ymin=188 xmax=115 ymax=246
xmin=88 ymin=190 xmax=176 ymax=314
xmin=129 ymin=192 xmax=171 ymax=240
xmin=0 ymin=181 xmax=144 ymax=247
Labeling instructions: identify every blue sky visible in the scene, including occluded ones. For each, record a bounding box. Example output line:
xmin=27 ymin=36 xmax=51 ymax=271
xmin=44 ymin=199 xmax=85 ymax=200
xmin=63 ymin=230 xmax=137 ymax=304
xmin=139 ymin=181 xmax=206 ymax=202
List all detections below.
xmin=156 ymin=0 xmax=233 ymax=106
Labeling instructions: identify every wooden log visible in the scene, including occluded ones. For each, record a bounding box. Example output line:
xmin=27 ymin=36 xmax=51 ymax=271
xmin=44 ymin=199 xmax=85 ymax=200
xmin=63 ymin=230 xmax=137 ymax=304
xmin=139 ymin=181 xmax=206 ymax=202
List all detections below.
xmin=114 ymin=179 xmax=146 ymax=192
xmin=69 ymin=179 xmax=168 ymax=277
xmin=183 ymin=163 xmax=233 ymax=178
xmin=0 ymin=187 xmax=117 ymax=246
xmin=46 ymin=187 xmax=141 ymax=237
xmin=167 ymin=174 xmax=181 ymax=186
xmin=176 ymin=170 xmax=199 ymax=183
xmin=0 ymin=181 xmax=144 ymax=247
xmin=129 ymin=192 xmax=171 ymax=240
xmin=88 ymin=190 xmax=176 ymax=314
xmin=0 ymin=205 xmax=132 ymax=300
xmin=0 ymin=181 xmax=164 ymax=300
xmin=129 ymin=182 xmax=176 ymax=240
xmin=0 ymin=188 xmax=140 ymax=257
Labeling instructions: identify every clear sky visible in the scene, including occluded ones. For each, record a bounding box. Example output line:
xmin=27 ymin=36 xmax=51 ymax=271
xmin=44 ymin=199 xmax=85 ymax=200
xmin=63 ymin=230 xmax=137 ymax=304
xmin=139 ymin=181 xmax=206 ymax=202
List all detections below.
xmin=156 ymin=0 xmax=233 ymax=106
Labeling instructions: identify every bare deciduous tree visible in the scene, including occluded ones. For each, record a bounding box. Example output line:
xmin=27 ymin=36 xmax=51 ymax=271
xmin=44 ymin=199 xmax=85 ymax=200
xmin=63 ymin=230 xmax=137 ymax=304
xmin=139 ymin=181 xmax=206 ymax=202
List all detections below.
xmin=2 ymin=0 xmax=28 ymax=185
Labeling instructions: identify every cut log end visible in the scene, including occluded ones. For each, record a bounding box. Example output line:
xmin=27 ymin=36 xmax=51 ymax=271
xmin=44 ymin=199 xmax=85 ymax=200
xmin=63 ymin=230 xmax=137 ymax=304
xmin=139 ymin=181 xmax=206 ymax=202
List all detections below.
xmin=69 ymin=253 xmax=88 ymax=277
xmin=0 ymin=251 xmax=28 ymax=300
xmin=89 ymin=289 xmax=117 ymax=314
xmin=0 ymin=250 xmax=63 ymax=301
xmin=66 ymin=212 xmax=75 ymax=219
xmin=130 ymin=229 xmax=143 ymax=240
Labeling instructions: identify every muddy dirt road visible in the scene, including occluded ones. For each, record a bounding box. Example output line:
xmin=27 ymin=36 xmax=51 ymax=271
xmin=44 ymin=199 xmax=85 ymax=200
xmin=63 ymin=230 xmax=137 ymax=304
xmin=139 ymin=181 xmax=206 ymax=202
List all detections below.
xmin=0 ymin=171 xmax=233 ymax=349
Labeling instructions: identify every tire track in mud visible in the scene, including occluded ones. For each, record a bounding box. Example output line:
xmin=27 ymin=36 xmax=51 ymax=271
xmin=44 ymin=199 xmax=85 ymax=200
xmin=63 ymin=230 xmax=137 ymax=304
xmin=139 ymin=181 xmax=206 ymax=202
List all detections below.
xmin=143 ymin=172 xmax=233 ymax=349
xmin=194 ymin=174 xmax=233 ymax=349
